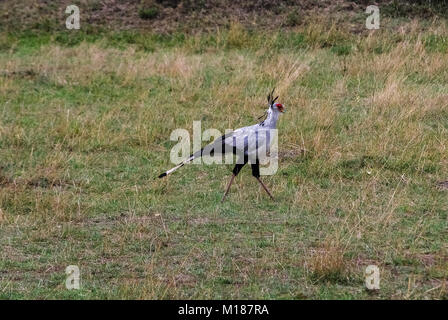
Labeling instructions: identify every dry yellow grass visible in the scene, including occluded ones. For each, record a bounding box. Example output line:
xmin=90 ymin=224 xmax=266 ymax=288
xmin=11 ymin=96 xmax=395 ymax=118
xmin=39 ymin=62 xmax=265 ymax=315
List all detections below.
xmin=306 ymin=238 xmax=349 ymax=283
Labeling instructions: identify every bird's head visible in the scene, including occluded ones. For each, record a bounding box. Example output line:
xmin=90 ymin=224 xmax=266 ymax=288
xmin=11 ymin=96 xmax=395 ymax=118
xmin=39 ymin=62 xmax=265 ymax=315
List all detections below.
xmin=267 ymin=88 xmax=285 ymax=113
xmin=272 ymin=102 xmax=285 ymax=113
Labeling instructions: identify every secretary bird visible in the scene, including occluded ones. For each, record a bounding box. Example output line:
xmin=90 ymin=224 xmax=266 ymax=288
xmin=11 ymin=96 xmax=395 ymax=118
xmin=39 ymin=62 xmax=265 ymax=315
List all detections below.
xmin=158 ymin=89 xmax=285 ymax=201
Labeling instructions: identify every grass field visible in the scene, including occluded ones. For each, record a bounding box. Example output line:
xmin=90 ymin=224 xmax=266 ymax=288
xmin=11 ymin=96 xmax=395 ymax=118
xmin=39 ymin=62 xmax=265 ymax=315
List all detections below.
xmin=1 ymin=14 xmax=448 ymax=299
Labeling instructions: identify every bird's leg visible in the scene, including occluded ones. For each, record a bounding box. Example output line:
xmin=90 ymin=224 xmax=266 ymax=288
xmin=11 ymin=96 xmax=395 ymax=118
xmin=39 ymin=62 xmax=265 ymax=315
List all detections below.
xmin=251 ymin=163 xmax=274 ymax=201
xmin=222 ymin=162 xmax=247 ymax=202
xmin=221 ymin=174 xmax=235 ymax=202
xmin=255 ymin=177 xmax=275 ymax=201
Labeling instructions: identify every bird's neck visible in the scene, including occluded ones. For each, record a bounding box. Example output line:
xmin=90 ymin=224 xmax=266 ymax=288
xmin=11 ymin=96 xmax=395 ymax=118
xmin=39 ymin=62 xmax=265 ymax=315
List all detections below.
xmin=261 ymin=109 xmax=279 ymax=128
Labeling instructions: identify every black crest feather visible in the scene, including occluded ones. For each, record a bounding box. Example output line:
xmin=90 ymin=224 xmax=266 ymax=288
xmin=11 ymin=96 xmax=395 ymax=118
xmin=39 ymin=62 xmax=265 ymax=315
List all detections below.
xmin=267 ymin=88 xmax=277 ymax=106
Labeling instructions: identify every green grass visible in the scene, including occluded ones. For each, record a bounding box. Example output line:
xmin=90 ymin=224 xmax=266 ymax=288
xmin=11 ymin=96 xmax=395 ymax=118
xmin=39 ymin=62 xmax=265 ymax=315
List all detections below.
xmin=139 ymin=7 xmax=159 ymax=20
xmin=0 ymin=18 xmax=447 ymax=300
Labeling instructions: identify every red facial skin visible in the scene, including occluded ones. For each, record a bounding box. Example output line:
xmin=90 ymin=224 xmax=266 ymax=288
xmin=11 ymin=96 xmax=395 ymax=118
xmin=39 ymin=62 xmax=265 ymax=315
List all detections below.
xmin=274 ymin=103 xmax=284 ymax=112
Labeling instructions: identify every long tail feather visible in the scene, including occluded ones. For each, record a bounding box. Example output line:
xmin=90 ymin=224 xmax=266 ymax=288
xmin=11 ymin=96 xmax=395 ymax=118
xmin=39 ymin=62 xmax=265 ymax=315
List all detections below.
xmin=158 ymin=148 xmax=203 ymax=179
xmin=157 ymin=132 xmax=233 ymax=179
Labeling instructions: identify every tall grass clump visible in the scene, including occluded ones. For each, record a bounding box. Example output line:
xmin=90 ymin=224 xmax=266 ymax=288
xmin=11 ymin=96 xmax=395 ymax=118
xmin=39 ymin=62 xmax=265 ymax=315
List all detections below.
xmin=306 ymin=239 xmax=351 ymax=284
